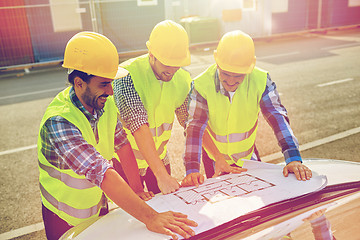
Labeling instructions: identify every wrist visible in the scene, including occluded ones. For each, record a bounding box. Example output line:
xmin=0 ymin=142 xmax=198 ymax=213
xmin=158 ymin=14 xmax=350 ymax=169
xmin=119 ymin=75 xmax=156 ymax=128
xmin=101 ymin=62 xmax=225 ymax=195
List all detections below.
xmin=154 ymin=169 xmax=172 ymax=181
xmin=215 ymin=152 xmax=227 ymax=162
xmin=140 ymin=208 xmax=159 ymax=225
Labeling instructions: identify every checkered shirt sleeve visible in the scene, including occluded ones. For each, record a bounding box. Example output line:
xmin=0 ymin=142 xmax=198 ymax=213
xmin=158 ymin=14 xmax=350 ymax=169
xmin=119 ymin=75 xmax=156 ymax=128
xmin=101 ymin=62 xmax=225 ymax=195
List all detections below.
xmin=41 ymin=116 xmax=113 ymax=188
xmin=113 ymin=74 xmax=149 ymax=133
xmin=260 ymin=74 xmax=301 ymax=164
xmin=184 ymin=82 xmax=209 ymax=174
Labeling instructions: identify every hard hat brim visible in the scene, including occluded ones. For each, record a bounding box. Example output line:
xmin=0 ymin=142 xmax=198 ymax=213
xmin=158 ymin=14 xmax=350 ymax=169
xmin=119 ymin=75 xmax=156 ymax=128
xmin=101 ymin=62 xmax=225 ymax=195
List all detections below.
xmin=114 ymin=66 xmax=129 ymax=79
xmin=215 ymin=50 xmax=256 ymax=74
xmin=146 ymin=41 xmax=191 ymax=67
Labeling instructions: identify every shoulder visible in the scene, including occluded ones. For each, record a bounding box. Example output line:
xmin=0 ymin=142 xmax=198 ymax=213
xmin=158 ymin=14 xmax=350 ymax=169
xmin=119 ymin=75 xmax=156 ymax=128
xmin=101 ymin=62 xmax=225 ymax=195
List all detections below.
xmin=175 ymin=68 xmax=192 ymax=82
xmin=120 ymin=54 xmax=148 ymax=69
xmin=113 ymin=73 xmax=137 ymax=96
xmin=42 ymin=115 xmax=76 ymax=134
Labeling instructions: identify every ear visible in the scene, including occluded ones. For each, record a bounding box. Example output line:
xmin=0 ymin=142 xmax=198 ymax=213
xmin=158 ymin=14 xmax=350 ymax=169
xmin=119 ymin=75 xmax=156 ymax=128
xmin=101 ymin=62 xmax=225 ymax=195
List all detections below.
xmin=74 ymin=76 xmax=84 ymax=90
xmin=148 ymin=51 xmax=155 ymax=63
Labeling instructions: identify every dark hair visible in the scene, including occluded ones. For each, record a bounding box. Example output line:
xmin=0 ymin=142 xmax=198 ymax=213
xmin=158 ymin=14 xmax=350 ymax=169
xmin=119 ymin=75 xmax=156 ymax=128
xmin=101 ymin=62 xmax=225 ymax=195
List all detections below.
xmin=68 ymin=70 xmax=94 ymax=85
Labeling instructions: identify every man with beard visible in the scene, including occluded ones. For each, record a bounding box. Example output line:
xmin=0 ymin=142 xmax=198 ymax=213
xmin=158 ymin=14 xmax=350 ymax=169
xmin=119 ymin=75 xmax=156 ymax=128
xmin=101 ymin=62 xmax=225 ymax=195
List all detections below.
xmin=38 ymin=31 xmax=197 ymax=240
xmin=112 ymin=20 xmax=192 ymax=194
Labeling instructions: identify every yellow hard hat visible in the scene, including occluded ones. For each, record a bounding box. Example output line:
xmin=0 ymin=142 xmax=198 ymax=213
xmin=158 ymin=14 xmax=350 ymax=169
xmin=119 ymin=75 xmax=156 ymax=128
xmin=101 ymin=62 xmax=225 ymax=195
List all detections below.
xmin=62 ymin=31 xmax=128 ymax=79
xmin=146 ymin=20 xmax=191 ymax=67
xmin=214 ymin=30 xmax=256 ymax=74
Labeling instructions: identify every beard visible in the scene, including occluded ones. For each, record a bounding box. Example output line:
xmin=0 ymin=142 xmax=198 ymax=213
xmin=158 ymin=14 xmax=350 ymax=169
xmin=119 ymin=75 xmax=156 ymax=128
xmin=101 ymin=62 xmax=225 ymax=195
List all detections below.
xmin=82 ymin=86 xmax=108 ymax=111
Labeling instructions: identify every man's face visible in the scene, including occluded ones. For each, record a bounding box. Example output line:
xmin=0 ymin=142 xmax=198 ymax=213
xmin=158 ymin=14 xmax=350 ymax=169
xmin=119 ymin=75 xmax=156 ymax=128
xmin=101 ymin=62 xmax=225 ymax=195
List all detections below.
xmin=79 ymin=76 xmax=114 ymax=114
xmin=218 ymin=67 xmax=246 ymax=92
xmin=149 ymin=53 xmax=180 ymax=82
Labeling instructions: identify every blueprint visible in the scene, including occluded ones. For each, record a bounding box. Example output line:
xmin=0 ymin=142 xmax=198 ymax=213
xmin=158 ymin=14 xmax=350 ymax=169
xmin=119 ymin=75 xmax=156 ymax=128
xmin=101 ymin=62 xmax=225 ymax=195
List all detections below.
xmin=174 ymin=173 xmax=275 ymax=205
xmin=76 ymin=160 xmax=328 ymax=240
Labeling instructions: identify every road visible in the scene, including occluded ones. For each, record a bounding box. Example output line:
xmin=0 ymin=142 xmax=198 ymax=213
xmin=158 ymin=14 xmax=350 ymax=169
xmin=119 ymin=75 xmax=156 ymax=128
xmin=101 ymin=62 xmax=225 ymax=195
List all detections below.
xmin=0 ymin=27 xmax=359 ymax=239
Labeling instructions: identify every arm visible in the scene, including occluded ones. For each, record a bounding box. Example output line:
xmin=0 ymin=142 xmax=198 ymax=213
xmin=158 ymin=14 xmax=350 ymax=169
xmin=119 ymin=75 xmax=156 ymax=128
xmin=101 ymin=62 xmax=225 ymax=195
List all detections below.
xmin=114 ymin=118 xmax=153 ymax=200
xmin=113 ymin=74 xmax=179 ymax=194
xmin=45 ymin=116 xmax=197 ymax=239
xmin=133 ymin=124 xmax=180 ymax=194
xmin=260 ymin=74 xmax=312 ymax=181
xmin=45 ymin=116 xmax=113 ymax=186
xmin=101 ymin=167 xmax=197 ymax=240
xmin=181 ymin=83 xmax=207 ymax=187
xmin=115 ymin=142 xmax=154 ymax=200
xmin=303 ymin=209 xmax=334 ymax=240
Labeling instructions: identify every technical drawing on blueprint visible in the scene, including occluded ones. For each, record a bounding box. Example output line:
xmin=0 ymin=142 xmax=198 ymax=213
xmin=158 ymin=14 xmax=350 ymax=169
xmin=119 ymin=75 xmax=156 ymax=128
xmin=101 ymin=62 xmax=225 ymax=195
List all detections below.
xmin=174 ymin=173 xmax=275 ymax=205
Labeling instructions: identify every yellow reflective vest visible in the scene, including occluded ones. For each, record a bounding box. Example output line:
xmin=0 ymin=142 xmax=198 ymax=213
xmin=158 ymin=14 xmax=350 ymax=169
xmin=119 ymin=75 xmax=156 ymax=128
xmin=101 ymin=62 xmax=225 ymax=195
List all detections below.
xmin=37 ymin=87 xmax=117 ymax=226
xmin=120 ymin=54 xmax=191 ymax=169
xmin=194 ymin=64 xmax=267 ymax=166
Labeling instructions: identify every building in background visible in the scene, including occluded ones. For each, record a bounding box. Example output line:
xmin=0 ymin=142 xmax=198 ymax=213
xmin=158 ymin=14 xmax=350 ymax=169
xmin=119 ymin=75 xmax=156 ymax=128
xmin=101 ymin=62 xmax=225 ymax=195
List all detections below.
xmin=1 ymin=0 xmax=360 ymax=68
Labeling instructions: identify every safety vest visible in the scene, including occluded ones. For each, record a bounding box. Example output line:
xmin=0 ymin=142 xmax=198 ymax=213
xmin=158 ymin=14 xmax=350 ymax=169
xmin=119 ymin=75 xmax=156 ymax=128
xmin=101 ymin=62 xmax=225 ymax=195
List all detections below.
xmin=120 ymin=54 xmax=191 ymax=169
xmin=37 ymin=87 xmax=117 ymax=226
xmin=194 ymin=64 xmax=267 ymax=166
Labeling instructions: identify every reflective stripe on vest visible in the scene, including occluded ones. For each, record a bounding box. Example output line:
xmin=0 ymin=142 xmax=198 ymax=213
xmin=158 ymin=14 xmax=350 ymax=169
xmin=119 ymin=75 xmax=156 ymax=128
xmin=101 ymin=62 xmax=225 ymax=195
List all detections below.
xmin=39 ymin=161 xmax=95 ymax=189
xmin=195 ymin=64 xmax=267 ymax=166
xmin=39 ymin=183 xmax=103 ymax=219
xmin=38 ymin=87 xmax=117 ymax=226
xmin=207 ymin=119 xmax=258 ymax=143
xmin=121 ymin=54 xmax=191 ymax=169
xmin=149 ymin=122 xmax=173 ymax=138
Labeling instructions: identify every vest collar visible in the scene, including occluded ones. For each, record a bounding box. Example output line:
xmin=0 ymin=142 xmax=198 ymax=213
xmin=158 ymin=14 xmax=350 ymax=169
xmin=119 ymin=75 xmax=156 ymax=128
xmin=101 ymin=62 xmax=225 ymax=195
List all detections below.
xmin=215 ymin=68 xmax=231 ymax=100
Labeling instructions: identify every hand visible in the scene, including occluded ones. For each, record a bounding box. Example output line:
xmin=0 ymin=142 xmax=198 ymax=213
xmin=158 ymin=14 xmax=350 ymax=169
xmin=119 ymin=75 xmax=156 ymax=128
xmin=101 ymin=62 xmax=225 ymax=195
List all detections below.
xmin=303 ymin=209 xmax=326 ymax=222
xmin=136 ymin=191 xmax=155 ymax=201
xmin=181 ymin=173 xmax=205 ymax=187
xmin=157 ymin=174 xmax=180 ymax=194
xmin=145 ymin=211 xmax=198 ymax=240
xmin=283 ymin=161 xmax=312 ymax=181
xmin=213 ymin=156 xmax=247 ymax=178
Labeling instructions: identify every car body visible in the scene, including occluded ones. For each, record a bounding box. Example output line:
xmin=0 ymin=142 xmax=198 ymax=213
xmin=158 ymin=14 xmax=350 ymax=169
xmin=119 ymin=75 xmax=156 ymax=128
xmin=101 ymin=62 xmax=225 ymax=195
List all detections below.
xmin=60 ymin=159 xmax=360 ymax=240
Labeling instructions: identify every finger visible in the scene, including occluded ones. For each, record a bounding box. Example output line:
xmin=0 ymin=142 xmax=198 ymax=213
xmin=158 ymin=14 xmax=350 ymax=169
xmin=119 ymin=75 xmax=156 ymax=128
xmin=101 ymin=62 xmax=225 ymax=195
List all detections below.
xmin=149 ymin=191 xmax=155 ymax=197
xmin=167 ymin=222 xmax=195 ymax=239
xmin=298 ymin=167 xmax=307 ymax=181
xmin=175 ymin=217 xmax=198 ymax=227
xmin=181 ymin=179 xmax=189 ymax=187
xmin=198 ymin=174 xmax=205 ymax=184
xmin=283 ymin=166 xmax=289 ymax=177
xmin=171 ymin=211 xmax=187 ymax=218
xmin=172 ymin=213 xmax=198 ymax=227
xmin=137 ymin=193 xmax=147 ymax=201
xmin=181 ymin=177 xmax=192 ymax=187
xmin=180 ymin=177 xmax=187 ymax=187
xmin=141 ymin=194 xmax=150 ymax=201
xmin=191 ymin=175 xmax=200 ymax=187
xmin=162 ymin=228 xmax=178 ymax=240
xmin=305 ymin=168 xmax=312 ymax=180
xmin=166 ymin=224 xmax=189 ymax=240
xmin=293 ymin=168 xmax=301 ymax=180
xmin=145 ymin=192 xmax=154 ymax=200
xmin=230 ymin=166 xmax=247 ymax=173
xmin=299 ymin=166 xmax=313 ymax=181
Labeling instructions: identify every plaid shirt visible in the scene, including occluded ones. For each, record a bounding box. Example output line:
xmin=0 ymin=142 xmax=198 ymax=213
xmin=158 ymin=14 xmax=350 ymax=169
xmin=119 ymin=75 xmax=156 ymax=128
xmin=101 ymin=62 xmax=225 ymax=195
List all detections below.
xmin=39 ymin=87 xmax=129 ymax=188
xmin=112 ymin=73 xmax=189 ymax=175
xmin=184 ymin=70 xmax=301 ymax=174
